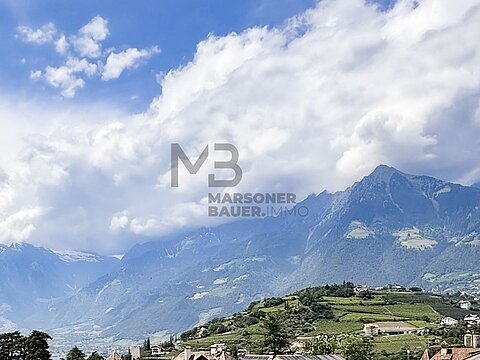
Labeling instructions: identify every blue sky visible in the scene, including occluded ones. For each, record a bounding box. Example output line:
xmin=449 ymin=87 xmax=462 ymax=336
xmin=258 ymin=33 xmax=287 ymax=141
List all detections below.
xmin=0 ymin=0 xmax=320 ymax=111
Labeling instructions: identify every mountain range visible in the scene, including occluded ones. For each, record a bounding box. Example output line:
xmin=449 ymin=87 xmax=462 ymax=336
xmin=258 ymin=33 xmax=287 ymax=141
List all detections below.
xmin=0 ymin=243 xmax=119 ymax=333
xmin=2 ymin=165 xmax=480 ymax=347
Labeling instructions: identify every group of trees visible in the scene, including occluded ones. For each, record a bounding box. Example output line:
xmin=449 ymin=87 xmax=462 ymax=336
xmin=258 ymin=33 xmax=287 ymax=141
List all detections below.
xmin=263 ymin=314 xmax=375 ymax=360
xmin=181 ymin=285 xmax=341 ymax=341
xmin=263 ymin=312 xmax=431 ymax=360
xmin=64 ymin=347 xmax=134 ymax=360
xmin=0 ymin=332 xmax=115 ymax=360
xmin=0 ymin=330 xmax=52 ymax=360
xmin=304 ymin=335 xmax=376 ymax=360
xmin=64 ymin=346 xmax=107 ymax=360
xmin=431 ymin=320 xmax=480 ymax=345
xmin=296 ymin=282 xmax=356 ymax=303
xmin=180 ymin=310 xmax=264 ymax=340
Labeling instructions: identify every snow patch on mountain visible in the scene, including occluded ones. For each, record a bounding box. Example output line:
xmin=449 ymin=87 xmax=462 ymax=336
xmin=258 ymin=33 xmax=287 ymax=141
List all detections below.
xmin=51 ymin=249 xmax=103 ymax=262
xmin=436 ymin=185 xmax=452 ymax=195
xmin=345 ymin=221 xmax=373 ymax=239
xmin=394 ymin=228 xmax=437 ymax=250
xmin=188 ymin=292 xmax=209 ymax=300
xmin=233 ymin=274 xmax=249 ymax=283
xmin=213 ymin=278 xmax=228 ymax=285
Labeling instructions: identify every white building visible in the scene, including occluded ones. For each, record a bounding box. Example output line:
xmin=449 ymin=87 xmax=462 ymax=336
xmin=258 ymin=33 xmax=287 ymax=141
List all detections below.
xmin=363 ymin=323 xmax=380 ymax=335
xmin=151 ymin=344 xmax=163 ymax=355
xmin=363 ymin=322 xmax=419 ymax=336
xmin=465 ymin=314 xmax=480 ymax=326
xmin=441 ymin=317 xmax=459 ymax=326
xmin=460 ymin=300 xmax=472 ymax=310
xmin=130 ymin=345 xmax=144 ymax=360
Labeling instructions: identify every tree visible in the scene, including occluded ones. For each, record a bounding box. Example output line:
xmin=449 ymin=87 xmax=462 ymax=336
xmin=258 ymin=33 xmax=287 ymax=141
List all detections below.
xmin=66 ymin=346 xmax=86 ymax=360
xmin=358 ymin=291 xmax=373 ymax=299
xmin=339 ymin=336 xmax=374 ymax=360
xmin=304 ymin=336 xmax=338 ymax=355
xmin=24 ymin=331 xmax=52 ymax=360
xmin=144 ymin=338 xmax=151 ymax=351
xmin=0 ymin=331 xmax=25 ymax=360
xmin=87 ymin=351 xmax=105 ymax=360
xmin=260 ymin=313 xmax=290 ymax=355
xmin=0 ymin=330 xmax=52 ymax=360
xmin=409 ymin=287 xmax=423 ymax=292
xmin=229 ymin=344 xmax=239 ymax=360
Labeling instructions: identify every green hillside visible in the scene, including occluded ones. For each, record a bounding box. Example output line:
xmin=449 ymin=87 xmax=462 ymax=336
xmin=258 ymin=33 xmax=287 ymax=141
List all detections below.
xmin=180 ymin=283 xmax=480 ymax=357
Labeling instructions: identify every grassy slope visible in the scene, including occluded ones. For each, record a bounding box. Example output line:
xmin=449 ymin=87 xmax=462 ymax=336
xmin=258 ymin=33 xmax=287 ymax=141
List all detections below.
xmin=184 ymin=290 xmax=468 ymax=354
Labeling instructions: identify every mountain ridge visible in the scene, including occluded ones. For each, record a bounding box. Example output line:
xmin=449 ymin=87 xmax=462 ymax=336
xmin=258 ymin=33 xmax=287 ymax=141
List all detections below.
xmin=3 ymin=165 xmax=480 ymax=348
xmin=0 ymin=243 xmax=120 ymax=332
xmin=42 ymin=165 xmax=480 ymax=344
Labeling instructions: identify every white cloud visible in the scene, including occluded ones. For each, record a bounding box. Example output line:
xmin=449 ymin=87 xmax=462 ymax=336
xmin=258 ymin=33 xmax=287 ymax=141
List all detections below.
xmin=102 ymin=46 xmax=161 ymax=80
xmin=71 ymin=16 xmax=109 ymax=58
xmin=42 ymin=57 xmax=97 ymax=98
xmin=18 ymin=15 xmax=158 ymax=97
xmin=3 ymin=0 xmax=480 ymax=253
xmin=17 ymin=23 xmax=57 ymax=44
xmin=55 ymin=34 xmax=69 ymax=55
xmin=0 ymin=208 xmax=45 ymax=243
xmin=30 ymin=70 xmax=42 ymax=80
xmin=79 ymin=15 xmax=109 ymax=42
xmin=71 ymin=36 xmax=102 ymax=59
xmin=109 ymin=212 xmax=129 ymax=232
xmin=17 ymin=23 xmax=70 ymax=55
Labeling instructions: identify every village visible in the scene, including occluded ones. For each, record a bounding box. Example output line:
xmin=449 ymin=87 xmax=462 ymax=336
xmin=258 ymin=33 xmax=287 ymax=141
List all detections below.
xmin=87 ymin=285 xmax=480 ymax=360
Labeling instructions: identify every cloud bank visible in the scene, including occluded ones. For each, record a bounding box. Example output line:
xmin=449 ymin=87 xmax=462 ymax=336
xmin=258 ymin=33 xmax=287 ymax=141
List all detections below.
xmin=3 ymin=0 xmax=480 ymax=253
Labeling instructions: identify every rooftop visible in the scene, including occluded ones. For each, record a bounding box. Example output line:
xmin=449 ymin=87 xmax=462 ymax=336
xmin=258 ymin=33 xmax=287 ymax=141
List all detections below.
xmin=244 ymin=356 xmax=345 ymax=360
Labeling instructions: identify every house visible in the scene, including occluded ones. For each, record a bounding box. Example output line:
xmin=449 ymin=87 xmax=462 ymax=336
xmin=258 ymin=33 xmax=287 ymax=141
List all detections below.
xmin=420 ymin=349 xmax=430 ymax=360
xmin=363 ymin=321 xmax=419 ymax=336
xmin=130 ymin=345 xmax=144 ymax=360
xmin=355 ymin=285 xmax=369 ymax=292
xmin=465 ymin=354 xmax=480 ymax=360
xmin=198 ymin=327 xmax=209 ymax=338
xmin=420 ymin=348 xmax=480 ymax=360
xmin=464 ymin=314 xmax=480 ymax=326
xmin=421 ymin=335 xmax=480 ymax=360
xmin=460 ymin=301 xmax=472 ymax=310
xmin=441 ymin=317 xmax=459 ymax=326
xmin=151 ymin=344 xmax=163 ymax=355
xmin=363 ymin=323 xmax=380 ymax=335
xmin=173 ymin=346 xmax=233 ymax=360
xmin=464 ymin=334 xmax=480 ymax=348
xmin=107 ymin=351 xmax=122 ymax=360
xmin=388 ymin=284 xmax=405 ymax=291
xmin=244 ymin=355 xmax=345 ymax=360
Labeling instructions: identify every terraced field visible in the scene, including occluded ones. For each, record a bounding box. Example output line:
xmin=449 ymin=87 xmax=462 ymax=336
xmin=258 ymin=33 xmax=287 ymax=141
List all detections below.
xmin=183 ymin=288 xmax=472 ymax=355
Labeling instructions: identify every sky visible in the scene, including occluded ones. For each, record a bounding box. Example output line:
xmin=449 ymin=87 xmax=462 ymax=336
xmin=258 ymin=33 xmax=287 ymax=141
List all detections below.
xmin=0 ymin=0 xmax=480 ymax=254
